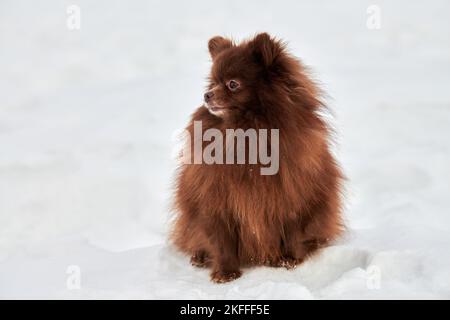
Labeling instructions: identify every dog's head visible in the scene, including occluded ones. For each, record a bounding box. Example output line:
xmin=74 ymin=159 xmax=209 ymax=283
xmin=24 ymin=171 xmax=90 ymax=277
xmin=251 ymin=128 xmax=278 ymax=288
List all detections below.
xmin=203 ymin=33 xmax=289 ymax=118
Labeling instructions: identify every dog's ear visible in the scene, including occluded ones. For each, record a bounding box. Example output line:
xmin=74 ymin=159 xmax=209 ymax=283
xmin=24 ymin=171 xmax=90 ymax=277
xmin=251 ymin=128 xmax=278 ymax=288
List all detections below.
xmin=208 ymin=36 xmax=233 ymax=59
xmin=250 ymin=33 xmax=283 ymax=67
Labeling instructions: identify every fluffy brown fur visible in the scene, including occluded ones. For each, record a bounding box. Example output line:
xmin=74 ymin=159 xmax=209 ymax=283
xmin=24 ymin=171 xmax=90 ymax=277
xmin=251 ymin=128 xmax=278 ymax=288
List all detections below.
xmin=171 ymin=33 xmax=344 ymax=283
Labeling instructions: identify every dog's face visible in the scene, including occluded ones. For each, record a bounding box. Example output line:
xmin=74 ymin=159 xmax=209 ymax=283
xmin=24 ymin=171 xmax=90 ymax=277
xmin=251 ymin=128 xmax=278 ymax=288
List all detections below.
xmin=203 ymin=33 xmax=285 ymax=117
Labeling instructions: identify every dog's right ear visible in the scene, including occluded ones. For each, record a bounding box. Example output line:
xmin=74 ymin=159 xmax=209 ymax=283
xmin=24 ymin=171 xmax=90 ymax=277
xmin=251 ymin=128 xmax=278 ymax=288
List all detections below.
xmin=250 ymin=33 xmax=284 ymax=67
xmin=208 ymin=36 xmax=232 ymax=59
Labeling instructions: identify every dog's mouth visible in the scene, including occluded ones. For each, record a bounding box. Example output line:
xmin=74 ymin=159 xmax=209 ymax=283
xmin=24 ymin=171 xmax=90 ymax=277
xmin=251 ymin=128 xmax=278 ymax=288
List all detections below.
xmin=209 ymin=106 xmax=225 ymax=113
xmin=204 ymin=102 xmax=226 ymax=116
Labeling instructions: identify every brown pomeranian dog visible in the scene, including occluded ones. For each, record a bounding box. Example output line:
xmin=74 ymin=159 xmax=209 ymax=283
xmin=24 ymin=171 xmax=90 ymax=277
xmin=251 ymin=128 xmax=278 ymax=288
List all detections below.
xmin=171 ymin=33 xmax=344 ymax=283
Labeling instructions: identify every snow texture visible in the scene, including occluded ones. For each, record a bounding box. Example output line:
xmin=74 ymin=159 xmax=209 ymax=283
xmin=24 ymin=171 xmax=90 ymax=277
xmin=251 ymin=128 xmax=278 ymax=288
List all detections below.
xmin=1 ymin=0 xmax=449 ymax=299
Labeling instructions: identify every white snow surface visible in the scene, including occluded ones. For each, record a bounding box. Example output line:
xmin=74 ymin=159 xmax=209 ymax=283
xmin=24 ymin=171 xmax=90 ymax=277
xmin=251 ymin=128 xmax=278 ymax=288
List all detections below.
xmin=1 ymin=0 xmax=450 ymax=299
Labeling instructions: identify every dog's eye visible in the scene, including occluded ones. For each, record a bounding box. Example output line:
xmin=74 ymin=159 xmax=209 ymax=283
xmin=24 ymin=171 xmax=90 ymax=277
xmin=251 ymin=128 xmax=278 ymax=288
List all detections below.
xmin=227 ymin=80 xmax=240 ymax=91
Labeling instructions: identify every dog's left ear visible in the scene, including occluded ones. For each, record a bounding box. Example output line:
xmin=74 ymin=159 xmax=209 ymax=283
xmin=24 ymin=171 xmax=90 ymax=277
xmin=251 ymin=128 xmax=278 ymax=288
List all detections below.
xmin=208 ymin=36 xmax=233 ymax=59
xmin=250 ymin=33 xmax=283 ymax=67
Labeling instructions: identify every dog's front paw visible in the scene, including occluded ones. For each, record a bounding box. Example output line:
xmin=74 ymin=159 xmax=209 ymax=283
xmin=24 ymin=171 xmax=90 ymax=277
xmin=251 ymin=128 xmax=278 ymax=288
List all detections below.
xmin=210 ymin=269 xmax=242 ymax=283
xmin=279 ymin=257 xmax=301 ymax=270
xmin=190 ymin=251 xmax=210 ymax=268
xmin=267 ymin=257 xmax=303 ymax=270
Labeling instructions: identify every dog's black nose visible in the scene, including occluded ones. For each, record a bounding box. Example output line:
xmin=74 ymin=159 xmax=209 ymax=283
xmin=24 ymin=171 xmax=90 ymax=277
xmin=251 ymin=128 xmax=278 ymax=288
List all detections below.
xmin=204 ymin=91 xmax=214 ymax=103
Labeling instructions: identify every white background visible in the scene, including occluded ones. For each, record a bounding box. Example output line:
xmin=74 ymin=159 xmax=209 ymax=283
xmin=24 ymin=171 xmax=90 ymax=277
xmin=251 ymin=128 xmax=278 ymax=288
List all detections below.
xmin=0 ymin=0 xmax=449 ymax=298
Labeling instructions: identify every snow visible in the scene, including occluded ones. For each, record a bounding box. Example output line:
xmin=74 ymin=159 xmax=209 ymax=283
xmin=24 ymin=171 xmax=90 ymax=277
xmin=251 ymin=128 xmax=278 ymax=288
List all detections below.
xmin=1 ymin=0 xmax=450 ymax=299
